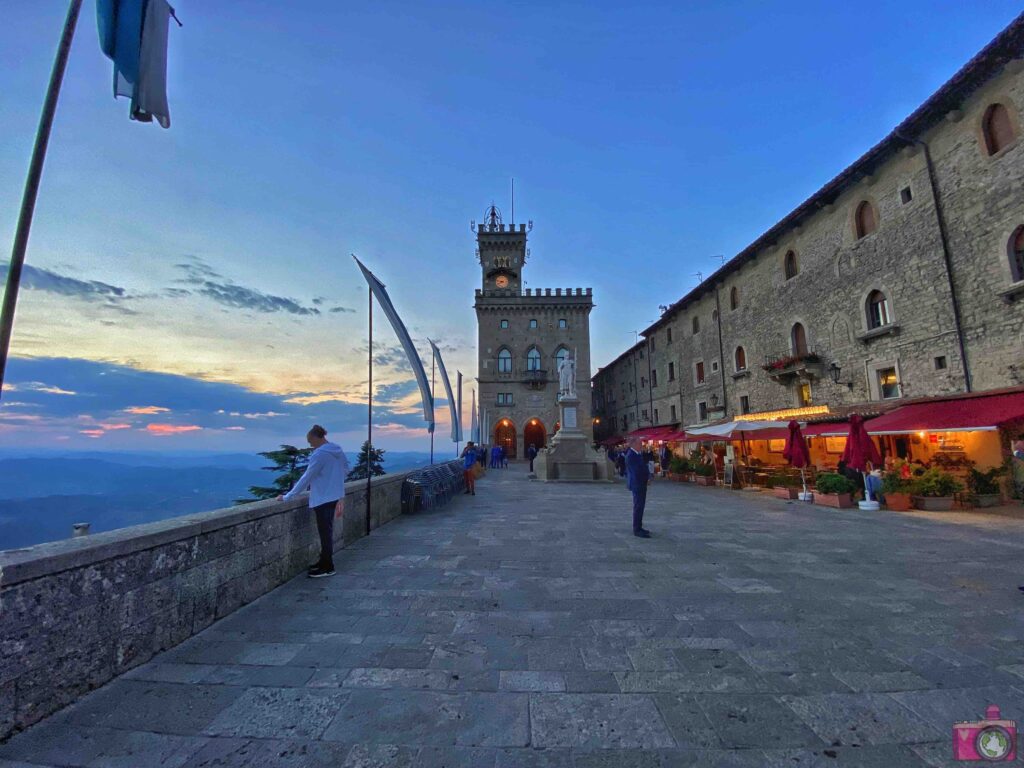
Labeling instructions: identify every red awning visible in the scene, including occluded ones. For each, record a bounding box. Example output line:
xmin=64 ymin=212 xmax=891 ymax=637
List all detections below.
xmin=627 ymin=425 xmax=679 ymax=442
xmin=864 ymin=391 xmax=1024 ymax=434
xmin=802 ymin=422 xmax=850 ymax=437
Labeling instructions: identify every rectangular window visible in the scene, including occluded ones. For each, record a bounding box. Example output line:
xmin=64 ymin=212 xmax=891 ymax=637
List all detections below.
xmin=496 ymin=393 xmax=514 ymax=405
xmin=934 ymin=356 xmax=947 ymax=370
xmin=667 ymin=327 xmax=673 ymax=343
xmin=639 ymin=349 xmax=644 ymax=360
xmin=670 ymin=404 xmax=677 ymax=421
xmin=629 ymin=381 xmax=634 ymax=391
xmin=640 ymin=376 xmax=646 ymax=388
xmin=695 ymin=361 xmax=705 ymax=384
xmin=900 ymin=186 xmax=913 ymax=204
xmin=500 ymin=319 xmax=509 ymax=329
xmin=558 ymin=318 xmax=567 ymax=329
xmin=878 ymin=367 xmax=900 ymax=399
xmin=654 ymin=409 xmax=659 ymax=423
xmin=797 ymin=382 xmax=812 ymax=407
xmin=650 ymin=338 xmax=655 ymax=352
xmin=651 ymin=370 xmax=658 ymax=387
xmin=668 ymin=362 xmax=675 ymax=381
xmin=740 ymin=395 xmax=750 ymax=415
xmin=642 ymin=409 xmax=649 ymax=420
xmin=698 ymin=401 xmax=708 ymax=421
xmin=711 ymin=361 xmax=719 ymax=372
xmin=529 ymin=319 xmax=538 ymax=329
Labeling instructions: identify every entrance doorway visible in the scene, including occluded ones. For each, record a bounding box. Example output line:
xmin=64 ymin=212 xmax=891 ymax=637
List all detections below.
xmin=494 ymin=419 xmax=517 ymax=459
xmin=523 ymin=419 xmax=547 ymax=452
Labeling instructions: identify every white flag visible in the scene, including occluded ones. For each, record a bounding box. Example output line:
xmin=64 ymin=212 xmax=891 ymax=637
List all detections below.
xmin=456 ymin=371 xmax=464 ymax=443
xmin=429 ymin=339 xmax=459 ymax=443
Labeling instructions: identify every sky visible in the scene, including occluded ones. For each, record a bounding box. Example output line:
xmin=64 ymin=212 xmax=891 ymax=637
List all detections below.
xmin=0 ymin=1 xmax=1020 ymax=454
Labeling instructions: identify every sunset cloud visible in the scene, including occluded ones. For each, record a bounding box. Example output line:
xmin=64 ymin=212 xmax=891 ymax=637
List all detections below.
xmin=146 ymin=423 xmax=203 ymax=435
xmin=79 ymin=429 xmax=105 ymax=438
xmin=124 ymin=406 xmax=170 ymax=415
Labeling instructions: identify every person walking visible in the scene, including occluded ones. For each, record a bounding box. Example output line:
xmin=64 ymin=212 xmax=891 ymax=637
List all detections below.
xmin=462 ymin=441 xmax=477 ymax=495
xmin=279 ymin=425 xmax=349 ymax=578
xmin=624 ymin=436 xmax=651 ymax=537
xmin=490 ymin=444 xmax=500 ymax=469
xmin=659 ymin=444 xmax=670 ymax=477
xmin=500 ymin=444 xmax=508 ymax=468
xmin=527 ymin=443 xmax=538 ymax=473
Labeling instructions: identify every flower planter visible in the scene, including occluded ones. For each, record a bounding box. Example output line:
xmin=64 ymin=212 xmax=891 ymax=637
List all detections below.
xmin=772 ymin=487 xmax=799 ymax=500
xmin=884 ymin=492 xmax=913 ymax=511
xmin=912 ymin=496 xmax=955 ymax=511
xmin=975 ymin=493 xmax=1002 ymax=508
xmin=695 ymin=476 xmax=716 ymax=486
xmin=813 ymin=492 xmax=854 ymax=509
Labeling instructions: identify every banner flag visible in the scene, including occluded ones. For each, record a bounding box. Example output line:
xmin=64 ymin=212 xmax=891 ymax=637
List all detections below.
xmin=429 ymin=339 xmax=460 ymax=442
xmin=471 ymin=389 xmax=479 ymax=443
xmin=354 ymin=257 xmax=434 ymax=432
xmin=456 ymin=371 xmax=464 ymax=443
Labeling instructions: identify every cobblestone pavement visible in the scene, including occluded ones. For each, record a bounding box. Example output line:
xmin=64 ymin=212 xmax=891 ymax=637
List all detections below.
xmin=4 ymin=465 xmax=1024 ymax=767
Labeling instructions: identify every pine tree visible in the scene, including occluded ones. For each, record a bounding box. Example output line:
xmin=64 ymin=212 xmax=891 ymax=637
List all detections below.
xmin=237 ymin=444 xmax=313 ymax=503
xmin=346 ymin=440 xmax=386 ymax=481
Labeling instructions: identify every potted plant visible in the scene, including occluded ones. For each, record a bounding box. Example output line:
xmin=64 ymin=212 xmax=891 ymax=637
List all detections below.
xmin=881 ymin=471 xmax=915 ymax=511
xmin=770 ymin=473 xmax=800 ymax=500
xmin=694 ymin=462 xmax=716 ymax=486
xmin=912 ymin=467 xmax=963 ymax=511
xmin=668 ymin=455 xmax=689 ymax=482
xmin=966 ymin=467 xmax=1004 ymax=507
xmin=813 ymin=473 xmax=856 ymax=508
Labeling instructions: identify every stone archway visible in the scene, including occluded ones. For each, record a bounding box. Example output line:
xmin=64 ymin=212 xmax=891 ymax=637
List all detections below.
xmin=524 ymin=419 xmax=547 ymax=451
xmin=494 ymin=419 xmax=517 ymax=459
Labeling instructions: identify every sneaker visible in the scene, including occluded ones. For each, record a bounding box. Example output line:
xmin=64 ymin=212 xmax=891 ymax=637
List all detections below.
xmin=308 ymin=567 xmax=335 ymax=578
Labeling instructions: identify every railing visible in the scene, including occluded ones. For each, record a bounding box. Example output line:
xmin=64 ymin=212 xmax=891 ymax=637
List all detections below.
xmin=762 ymin=349 xmax=825 ymax=380
xmin=524 ymin=368 xmax=547 ymax=387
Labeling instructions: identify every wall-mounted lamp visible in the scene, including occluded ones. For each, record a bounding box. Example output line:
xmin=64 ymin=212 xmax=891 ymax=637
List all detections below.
xmin=828 ymin=362 xmax=853 ymax=390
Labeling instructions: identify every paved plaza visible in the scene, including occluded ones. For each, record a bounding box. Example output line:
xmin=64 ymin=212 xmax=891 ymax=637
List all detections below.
xmin=4 ymin=465 xmax=1024 ymax=767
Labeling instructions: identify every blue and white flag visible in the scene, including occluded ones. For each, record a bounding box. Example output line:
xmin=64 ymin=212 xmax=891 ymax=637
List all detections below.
xmin=456 ymin=371 xmax=463 ymax=444
xmin=354 ymin=257 xmax=434 ymax=433
xmin=429 ymin=340 xmax=460 ymax=442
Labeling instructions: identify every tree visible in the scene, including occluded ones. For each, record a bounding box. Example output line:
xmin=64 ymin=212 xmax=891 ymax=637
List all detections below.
xmin=237 ymin=444 xmax=312 ymax=503
xmin=347 ymin=440 xmax=386 ymax=481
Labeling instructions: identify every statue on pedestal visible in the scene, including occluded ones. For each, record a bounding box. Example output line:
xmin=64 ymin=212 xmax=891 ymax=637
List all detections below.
xmin=558 ymin=351 xmax=576 ymax=399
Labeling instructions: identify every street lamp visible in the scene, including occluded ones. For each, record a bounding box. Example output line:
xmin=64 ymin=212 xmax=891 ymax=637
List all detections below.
xmin=829 ymin=362 xmax=853 ymax=390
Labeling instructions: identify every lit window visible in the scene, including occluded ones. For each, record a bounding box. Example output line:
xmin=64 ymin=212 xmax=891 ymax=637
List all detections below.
xmin=855 ymin=201 xmax=877 ymax=239
xmin=529 ymin=319 xmax=538 ymax=329
xmin=527 ymin=347 xmax=541 ymax=371
xmin=784 ymin=250 xmax=799 ymax=280
xmin=982 ymin=103 xmax=1016 ymax=156
xmin=1010 ymin=226 xmax=1024 ymax=282
xmin=878 ymin=367 xmax=900 ymax=399
xmin=500 ymin=319 xmax=509 ymax=329
xmin=797 ymin=382 xmax=812 ymax=407
xmin=497 ymin=349 xmax=512 ymax=372
xmin=735 ymin=346 xmax=747 ymax=371
xmin=867 ymin=290 xmax=891 ymax=329
xmin=558 ymin=318 xmax=568 ymax=329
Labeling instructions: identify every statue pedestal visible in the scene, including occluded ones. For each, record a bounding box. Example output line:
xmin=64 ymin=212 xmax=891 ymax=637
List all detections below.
xmin=535 ymin=395 xmax=610 ymax=482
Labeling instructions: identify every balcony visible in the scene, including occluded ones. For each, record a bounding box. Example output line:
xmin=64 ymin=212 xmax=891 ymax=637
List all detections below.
xmin=524 ymin=368 xmax=548 ymax=389
xmin=762 ymin=350 xmax=825 ymax=383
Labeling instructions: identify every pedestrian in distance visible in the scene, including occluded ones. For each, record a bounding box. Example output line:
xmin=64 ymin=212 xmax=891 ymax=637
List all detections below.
xmin=527 ymin=443 xmax=538 ymax=473
xmin=279 ymin=425 xmax=350 ymax=578
xmin=500 ymin=444 xmax=508 ymax=468
xmin=490 ymin=444 xmax=500 ymax=469
xmin=462 ymin=441 xmax=477 ymax=495
xmin=624 ymin=436 xmax=652 ymax=538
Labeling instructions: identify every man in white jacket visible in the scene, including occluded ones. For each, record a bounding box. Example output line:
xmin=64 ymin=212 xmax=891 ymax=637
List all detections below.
xmin=279 ymin=425 xmax=350 ymax=578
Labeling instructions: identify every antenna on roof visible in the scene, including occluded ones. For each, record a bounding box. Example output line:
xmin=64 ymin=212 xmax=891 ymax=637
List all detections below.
xmin=714 ymin=254 xmax=725 ymax=266
xmin=693 ymin=271 xmax=703 ymax=284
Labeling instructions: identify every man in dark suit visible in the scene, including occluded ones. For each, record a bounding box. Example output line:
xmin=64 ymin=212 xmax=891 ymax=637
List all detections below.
xmin=624 ymin=437 xmax=652 ymax=538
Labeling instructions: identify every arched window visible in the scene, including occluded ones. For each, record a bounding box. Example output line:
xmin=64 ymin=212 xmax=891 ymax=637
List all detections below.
xmin=692 ymin=316 xmax=700 ymax=334
xmin=983 ymin=103 xmax=1016 ymax=156
xmin=855 ymin=201 xmax=877 ymax=239
xmin=730 ymin=286 xmax=739 ymax=310
xmin=527 ymin=347 xmax=541 ymax=371
xmin=791 ymin=323 xmax=808 ymax=356
xmin=784 ymin=250 xmax=799 ymax=280
xmin=1010 ymin=226 xmax=1024 ymax=282
xmin=497 ymin=348 xmax=512 ymax=373
xmin=735 ymin=346 xmax=747 ymax=371
xmin=554 ymin=347 xmax=569 ymax=369
xmin=866 ymin=289 xmax=891 ymax=329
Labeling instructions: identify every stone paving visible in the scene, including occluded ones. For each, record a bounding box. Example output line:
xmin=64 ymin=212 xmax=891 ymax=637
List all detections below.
xmin=4 ymin=465 xmax=1024 ymax=767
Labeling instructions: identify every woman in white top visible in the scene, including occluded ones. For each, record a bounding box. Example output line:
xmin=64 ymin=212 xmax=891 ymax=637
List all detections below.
xmin=280 ymin=425 xmax=350 ymax=578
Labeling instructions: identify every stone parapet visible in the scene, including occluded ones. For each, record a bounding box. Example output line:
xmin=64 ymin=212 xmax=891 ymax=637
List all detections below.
xmin=0 ymin=461 xmax=461 ymax=740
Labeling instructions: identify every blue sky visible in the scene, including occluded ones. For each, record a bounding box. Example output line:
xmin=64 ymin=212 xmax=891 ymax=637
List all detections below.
xmin=1 ymin=2 xmax=1020 ymax=452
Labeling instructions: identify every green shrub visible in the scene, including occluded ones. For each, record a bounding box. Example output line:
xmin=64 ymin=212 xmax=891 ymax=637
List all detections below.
xmin=966 ymin=467 xmax=1003 ymax=495
xmin=815 ymin=473 xmax=856 ymax=495
xmin=914 ymin=467 xmax=962 ymax=498
xmin=769 ymin=473 xmax=800 ymax=488
xmin=693 ymin=462 xmax=715 ymax=477
xmin=881 ymin=471 xmax=915 ymax=494
xmin=669 ymin=456 xmax=689 ymax=474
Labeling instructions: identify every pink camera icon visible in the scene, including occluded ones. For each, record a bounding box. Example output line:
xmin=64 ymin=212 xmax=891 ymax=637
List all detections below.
xmin=953 ymin=704 xmax=1017 ymax=761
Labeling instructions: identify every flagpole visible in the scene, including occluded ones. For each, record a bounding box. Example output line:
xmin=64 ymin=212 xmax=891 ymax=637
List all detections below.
xmin=430 ymin=354 xmax=435 ymax=465
xmin=366 ymin=285 xmax=373 ymax=536
xmin=0 ymin=0 xmax=83 ymax=401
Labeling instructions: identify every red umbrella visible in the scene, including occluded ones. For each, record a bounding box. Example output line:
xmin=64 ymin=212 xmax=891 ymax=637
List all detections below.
xmin=783 ymin=420 xmax=811 ymax=498
xmin=840 ymin=413 xmax=881 ymax=471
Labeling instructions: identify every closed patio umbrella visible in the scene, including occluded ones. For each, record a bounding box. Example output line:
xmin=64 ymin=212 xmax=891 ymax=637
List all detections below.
xmin=783 ymin=420 xmax=812 ymax=500
xmin=841 ymin=413 xmax=882 ymax=509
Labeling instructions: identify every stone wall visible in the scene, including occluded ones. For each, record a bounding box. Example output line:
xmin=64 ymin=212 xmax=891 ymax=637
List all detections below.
xmin=0 ymin=462 xmax=462 ymax=741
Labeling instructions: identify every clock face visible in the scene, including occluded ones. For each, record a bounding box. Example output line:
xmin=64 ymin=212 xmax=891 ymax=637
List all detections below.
xmin=495 ymin=275 xmax=510 ymax=288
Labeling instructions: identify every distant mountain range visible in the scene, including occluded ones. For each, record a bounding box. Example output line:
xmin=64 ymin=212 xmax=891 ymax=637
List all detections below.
xmin=0 ymin=450 xmax=433 ymax=550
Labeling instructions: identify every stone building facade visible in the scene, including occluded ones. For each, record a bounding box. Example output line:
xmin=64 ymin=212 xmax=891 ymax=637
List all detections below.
xmin=474 ymin=208 xmax=594 ymax=456
xmin=594 ymin=16 xmax=1024 ymax=440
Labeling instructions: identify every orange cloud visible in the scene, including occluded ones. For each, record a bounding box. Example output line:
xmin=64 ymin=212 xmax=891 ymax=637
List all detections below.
xmin=80 ymin=429 xmax=105 ymax=438
xmin=146 ymin=423 xmax=202 ymax=435
xmin=98 ymin=422 xmax=132 ymax=431
xmin=125 ymin=406 xmax=170 ymax=415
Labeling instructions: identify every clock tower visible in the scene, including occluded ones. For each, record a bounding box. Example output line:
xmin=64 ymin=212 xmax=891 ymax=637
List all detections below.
xmin=476 ymin=204 xmax=526 ymax=294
